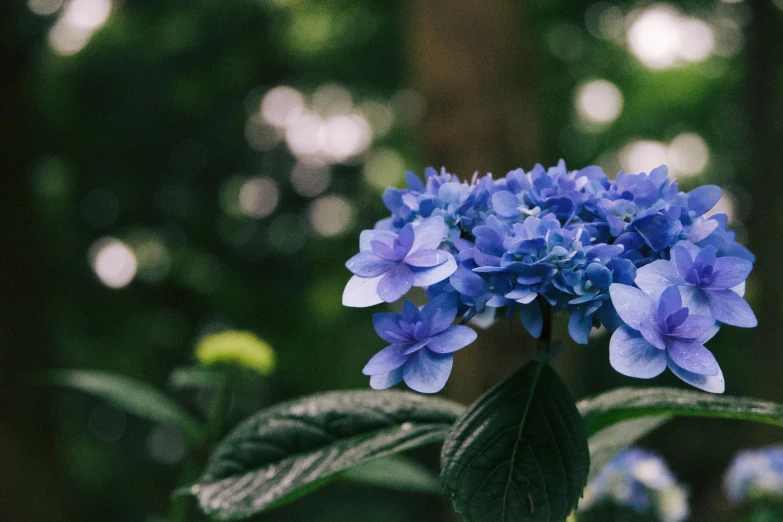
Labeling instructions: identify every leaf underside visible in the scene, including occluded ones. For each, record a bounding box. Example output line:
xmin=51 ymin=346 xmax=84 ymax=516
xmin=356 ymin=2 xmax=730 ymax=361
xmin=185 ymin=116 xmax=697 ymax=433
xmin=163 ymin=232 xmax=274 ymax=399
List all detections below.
xmin=189 ymin=389 xmax=463 ymax=521
xmin=440 ymin=361 xmax=590 ymax=522
xmin=578 ymin=386 xmax=783 ymax=482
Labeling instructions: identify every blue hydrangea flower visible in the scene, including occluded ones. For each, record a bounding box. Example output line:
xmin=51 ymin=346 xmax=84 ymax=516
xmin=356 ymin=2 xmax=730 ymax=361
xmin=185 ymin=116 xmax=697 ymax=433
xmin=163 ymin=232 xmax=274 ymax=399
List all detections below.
xmin=343 ymin=216 xmax=457 ymax=307
xmin=635 ymin=242 xmax=756 ymax=328
xmin=343 ymin=161 xmax=756 ymax=393
xmin=724 ymin=445 xmax=783 ymax=503
xmin=580 ymin=447 xmax=689 ymax=522
xmin=609 ymin=284 xmax=724 ymax=393
xmin=362 ymin=293 xmax=477 ymax=393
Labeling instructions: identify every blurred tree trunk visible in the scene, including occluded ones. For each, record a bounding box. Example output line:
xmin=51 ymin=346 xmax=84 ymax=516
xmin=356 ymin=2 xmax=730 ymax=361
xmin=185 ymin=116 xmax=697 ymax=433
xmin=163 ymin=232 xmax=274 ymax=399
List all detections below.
xmin=402 ymin=0 xmax=542 ymax=406
xmin=745 ymin=0 xmax=783 ymax=405
xmin=0 ymin=5 xmax=74 ymax=522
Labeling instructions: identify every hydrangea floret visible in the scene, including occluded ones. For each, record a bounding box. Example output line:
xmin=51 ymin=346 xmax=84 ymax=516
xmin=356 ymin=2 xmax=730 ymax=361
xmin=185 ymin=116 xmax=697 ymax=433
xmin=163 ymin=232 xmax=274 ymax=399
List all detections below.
xmin=579 ymin=447 xmax=689 ymax=522
xmin=724 ymin=445 xmax=783 ymax=504
xmin=343 ymin=162 xmax=756 ymax=393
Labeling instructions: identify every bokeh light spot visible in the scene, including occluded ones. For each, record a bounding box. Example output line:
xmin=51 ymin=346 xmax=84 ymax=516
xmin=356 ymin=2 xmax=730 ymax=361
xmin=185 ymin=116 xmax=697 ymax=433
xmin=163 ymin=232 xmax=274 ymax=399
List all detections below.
xmin=308 ymin=195 xmax=354 ymax=237
xmin=668 ymin=133 xmax=710 ymax=177
xmin=621 ymin=140 xmax=668 ymax=174
xmin=89 ymin=238 xmax=137 ymax=289
xmin=238 ymin=177 xmax=279 ymax=218
xmin=576 ymin=79 xmax=623 ymax=124
xmin=363 ymin=148 xmax=405 ymax=190
xmin=290 ymin=160 xmax=331 ymax=198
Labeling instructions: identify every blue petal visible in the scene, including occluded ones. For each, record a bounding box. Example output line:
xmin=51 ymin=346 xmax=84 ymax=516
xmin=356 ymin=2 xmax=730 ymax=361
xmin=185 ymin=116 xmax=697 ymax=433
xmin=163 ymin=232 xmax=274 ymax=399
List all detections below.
xmin=656 ymin=286 xmax=683 ymax=325
xmin=608 ymin=283 xmax=654 ymax=330
xmin=491 ymin=191 xmax=521 ymax=218
xmin=688 ymin=185 xmax=722 ymax=216
xmin=370 ymin=368 xmax=404 ymax=390
xmin=420 ymin=293 xmax=458 ymax=336
xmin=401 ymin=301 xmax=421 ymax=324
xmin=402 ymin=350 xmax=453 ymax=393
xmin=372 ymin=313 xmax=410 ymax=343
xmin=345 ymin=252 xmax=396 ymax=277
xmin=410 ymin=255 xmax=457 ymax=287
xmin=405 ymin=171 xmax=426 ymax=192
xmin=671 ymin=313 xmax=716 ymax=340
xmin=704 ymin=288 xmax=758 ymax=328
xmin=450 ymin=265 xmax=489 ymax=297
xmin=362 ymin=344 xmax=410 ymax=375
xmin=473 ymin=226 xmax=506 ymax=257
xmin=586 ymin=263 xmax=612 ymax=290
xmin=411 ymin=216 xmax=447 ymax=252
xmin=679 ymin=285 xmax=711 ymax=317
xmin=568 ymin=309 xmax=592 ymax=345
xmin=665 ymin=338 xmax=720 ymax=376
xmin=639 ymin=318 xmax=665 ymax=350
xmin=521 ymin=300 xmax=543 ymax=338
xmin=377 ymin=263 xmax=414 ymax=303
xmin=710 ymin=256 xmax=753 ymax=289
xmin=635 ymin=260 xmax=683 ymax=295
xmin=404 ymin=249 xmax=450 ymax=268
xmin=396 ymin=224 xmax=415 ymax=253
xmin=609 ymin=326 xmax=667 ymax=378
xmin=359 ymin=229 xmax=397 ymax=252
xmin=667 ymin=354 xmax=725 ymax=393
xmin=342 ymin=274 xmax=384 ymax=308
xmin=426 ymin=325 xmax=478 ymax=353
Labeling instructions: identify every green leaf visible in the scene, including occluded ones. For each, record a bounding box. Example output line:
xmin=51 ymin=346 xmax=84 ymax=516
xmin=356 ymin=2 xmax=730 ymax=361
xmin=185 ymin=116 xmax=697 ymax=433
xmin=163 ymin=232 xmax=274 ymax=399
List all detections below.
xmin=578 ymin=387 xmax=783 ymax=482
xmin=341 ymin=456 xmax=442 ymax=495
xmin=578 ymin=387 xmax=783 ymax=436
xmin=32 ymin=369 xmax=204 ymax=444
xmin=189 ymin=389 xmax=463 ymax=520
xmin=168 ymin=365 xmax=230 ymax=390
xmin=440 ymin=361 xmax=590 ymax=522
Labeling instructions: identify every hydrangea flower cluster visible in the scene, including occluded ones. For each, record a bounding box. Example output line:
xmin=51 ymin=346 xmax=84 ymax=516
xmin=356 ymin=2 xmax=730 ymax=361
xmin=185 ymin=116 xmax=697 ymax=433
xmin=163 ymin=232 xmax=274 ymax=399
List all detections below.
xmin=343 ymin=162 xmax=756 ymax=393
xmin=724 ymin=445 xmax=783 ymax=504
xmin=579 ymin=447 xmax=689 ymax=522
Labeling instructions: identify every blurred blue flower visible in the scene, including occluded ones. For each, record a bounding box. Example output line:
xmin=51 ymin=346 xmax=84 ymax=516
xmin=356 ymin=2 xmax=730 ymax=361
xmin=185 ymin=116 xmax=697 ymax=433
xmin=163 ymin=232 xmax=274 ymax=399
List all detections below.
xmin=724 ymin=445 xmax=783 ymax=504
xmin=580 ymin=447 xmax=689 ymax=522
xmin=609 ymin=284 xmax=724 ymax=393
xmin=362 ymin=293 xmax=477 ymax=393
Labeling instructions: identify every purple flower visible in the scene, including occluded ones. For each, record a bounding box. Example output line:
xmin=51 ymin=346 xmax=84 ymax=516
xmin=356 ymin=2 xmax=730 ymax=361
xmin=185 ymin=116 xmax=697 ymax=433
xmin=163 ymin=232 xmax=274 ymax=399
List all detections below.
xmin=342 ymin=216 xmax=457 ymax=307
xmin=635 ymin=243 xmax=757 ymax=328
xmin=362 ymin=294 xmax=478 ymax=393
xmin=609 ymin=284 xmax=724 ymax=393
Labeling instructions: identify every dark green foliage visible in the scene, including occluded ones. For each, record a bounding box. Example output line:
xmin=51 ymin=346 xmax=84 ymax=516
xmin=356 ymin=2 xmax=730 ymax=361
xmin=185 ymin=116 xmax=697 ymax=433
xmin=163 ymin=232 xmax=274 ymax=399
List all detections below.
xmin=440 ymin=361 xmax=590 ymax=522
xmin=188 ymin=390 xmax=463 ymax=520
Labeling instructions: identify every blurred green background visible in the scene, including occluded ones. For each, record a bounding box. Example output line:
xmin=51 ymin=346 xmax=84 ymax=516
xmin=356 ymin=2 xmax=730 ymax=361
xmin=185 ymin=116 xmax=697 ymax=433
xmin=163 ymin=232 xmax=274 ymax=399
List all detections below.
xmin=1 ymin=0 xmax=782 ymax=520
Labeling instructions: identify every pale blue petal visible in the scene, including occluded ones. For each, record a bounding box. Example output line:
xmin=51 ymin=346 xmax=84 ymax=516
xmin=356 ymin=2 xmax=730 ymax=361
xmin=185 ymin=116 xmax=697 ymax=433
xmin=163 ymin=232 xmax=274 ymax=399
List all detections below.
xmin=404 ymin=248 xmax=450 ymax=268
xmin=679 ymin=285 xmax=711 ymax=317
xmin=411 ymin=216 xmax=447 ymax=253
xmin=705 ymin=289 xmax=758 ymax=328
xmin=609 ymin=283 xmax=655 ymax=330
xmin=362 ymin=344 xmax=410 ymax=375
xmin=402 ymin=351 xmax=453 ymax=393
xmin=665 ymin=338 xmax=720 ymax=376
xmin=491 ymin=191 xmax=521 ymax=218
xmin=411 ymin=255 xmax=457 ymax=287
xmin=667 ymin=355 xmax=725 ymax=393
xmin=657 ymin=286 xmax=683 ymax=325
xmin=635 ymin=260 xmax=684 ymax=294
xmin=521 ymin=300 xmax=543 ymax=339
xmin=671 ymin=314 xmax=716 ymax=340
xmin=710 ymin=256 xmax=753 ymax=289
xmin=359 ymin=229 xmax=397 ymax=252
xmin=405 ymin=171 xmax=426 ymax=192
xmin=342 ymin=274 xmax=384 ymax=307
xmin=609 ymin=326 xmax=667 ymax=378
xmin=377 ymin=263 xmax=414 ymax=303
xmin=345 ymin=252 xmax=396 ymax=277
xmin=688 ymin=185 xmax=722 ymax=216
xmin=370 ymin=368 xmax=404 ymax=390
xmin=639 ymin=318 xmax=665 ymax=350
xmin=426 ymin=325 xmax=478 ymax=353
xmin=420 ymin=293 xmax=458 ymax=335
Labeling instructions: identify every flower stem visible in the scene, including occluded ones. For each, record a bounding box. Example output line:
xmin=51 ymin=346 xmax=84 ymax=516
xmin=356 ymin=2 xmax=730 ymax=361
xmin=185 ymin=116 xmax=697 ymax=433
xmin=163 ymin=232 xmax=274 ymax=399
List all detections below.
xmin=537 ymin=299 xmax=553 ymax=363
